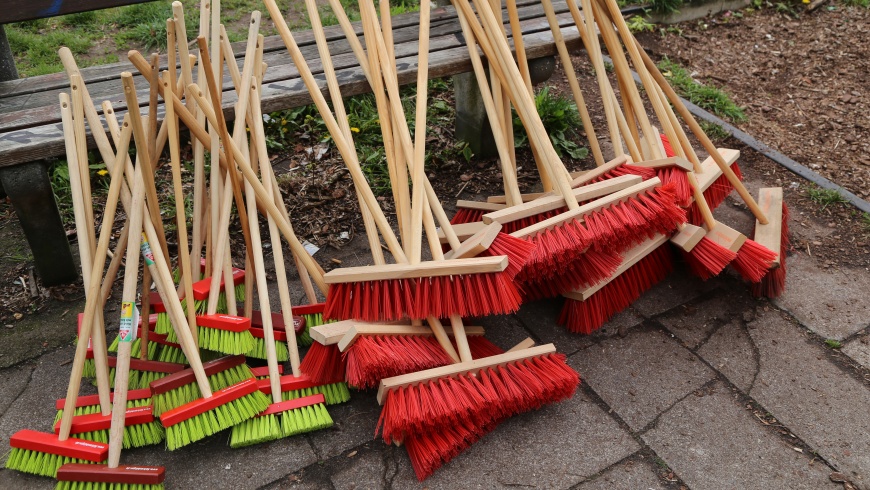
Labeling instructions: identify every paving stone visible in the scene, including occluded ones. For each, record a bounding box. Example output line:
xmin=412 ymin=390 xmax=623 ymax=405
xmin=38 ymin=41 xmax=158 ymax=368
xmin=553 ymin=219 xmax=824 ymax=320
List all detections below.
xmin=644 ymin=382 xmax=835 ymax=489
xmin=631 ymin=268 xmax=721 ymax=319
xmin=476 ymin=313 xmax=544 ymax=352
xmin=576 ymin=458 xmax=666 ymax=489
xmin=387 ymin=388 xmax=638 ymax=489
xmin=774 ymin=253 xmax=870 ymax=340
xmin=307 ymin=392 xmax=381 ymax=460
xmin=330 ymin=447 xmax=386 ymax=490
xmin=515 ymin=298 xmax=643 ymax=355
xmin=573 ymin=327 xmax=715 ymax=431
xmin=658 ymin=283 xmax=753 ymax=348
xmin=748 ymin=308 xmax=870 ymax=485
xmin=842 ymin=334 xmax=870 ymax=370
xmin=698 ymin=319 xmax=758 ymax=392
xmin=0 ymin=362 xmax=34 ymax=419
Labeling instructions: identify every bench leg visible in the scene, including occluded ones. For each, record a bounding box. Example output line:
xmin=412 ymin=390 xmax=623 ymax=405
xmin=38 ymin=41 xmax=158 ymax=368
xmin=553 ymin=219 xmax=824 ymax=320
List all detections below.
xmin=0 ymin=25 xmax=18 ymax=82
xmin=453 ymin=56 xmax=556 ymax=160
xmin=0 ymin=162 xmax=78 ymax=286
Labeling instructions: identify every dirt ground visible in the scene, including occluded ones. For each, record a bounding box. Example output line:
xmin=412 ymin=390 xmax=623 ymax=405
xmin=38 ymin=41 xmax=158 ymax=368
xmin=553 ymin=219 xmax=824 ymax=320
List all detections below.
xmin=1 ymin=1 xmax=869 ymax=331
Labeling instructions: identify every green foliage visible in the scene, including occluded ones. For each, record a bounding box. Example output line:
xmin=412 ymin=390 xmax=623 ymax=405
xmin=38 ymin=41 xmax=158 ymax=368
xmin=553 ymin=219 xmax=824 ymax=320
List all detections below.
xmin=806 ymin=185 xmax=847 ymax=210
xmin=649 ymin=0 xmax=683 ymax=15
xmin=113 ymin=1 xmax=197 ymax=52
xmin=627 ymin=14 xmax=656 ymax=32
xmin=861 ymin=213 xmax=870 ymax=232
xmin=824 ymin=339 xmax=842 ymax=349
xmin=513 ymin=86 xmax=589 ymax=161
xmin=700 ymin=121 xmax=730 ymax=141
xmin=657 ymin=57 xmax=747 ymax=123
xmin=842 ymin=0 xmax=868 ymax=6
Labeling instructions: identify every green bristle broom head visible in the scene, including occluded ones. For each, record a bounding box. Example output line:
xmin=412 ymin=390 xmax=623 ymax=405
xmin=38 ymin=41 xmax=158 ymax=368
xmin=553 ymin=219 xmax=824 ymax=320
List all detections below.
xmin=164 ymin=325 xmax=255 ymax=356
xmin=282 ymin=382 xmax=350 ymax=406
xmin=56 ymin=480 xmax=165 ymax=490
xmin=62 ymin=422 xmax=164 ymax=449
xmin=54 ymin=398 xmax=151 ymax=425
xmin=154 ymin=313 xmax=172 ymax=335
xmin=108 ymin=338 xmax=159 ymax=360
xmin=246 ymin=339 xmax=289 ymax=362
xmin=155 ymin=345 xmax=187 ymax=365
xmin=97 ymin=368 xmax=171 ymax=391
xmin=164 ymin=390 xmax=270 ymax=450
xmin=82 ymin=359 xmax=96 ymax=379
xmin=297 ymin=313 xmax=335 ymax=347
xmin=108 ymin=336 xmax=139 ymax=354
xmin=4 ymin=449 xmax=96 ymax=478
xmin=151 ymin=363 xmax=254 ymax=416
xmin=228 ymin=402 xmax=333 ymax=448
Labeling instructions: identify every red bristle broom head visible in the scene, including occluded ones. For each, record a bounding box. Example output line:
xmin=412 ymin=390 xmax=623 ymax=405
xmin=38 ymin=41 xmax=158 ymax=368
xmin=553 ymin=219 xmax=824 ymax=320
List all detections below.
xmin=657 ymin=134 xmax=693 ymax=207
xmin=474 ymin=233 xmax=537 ymax=278
xmin=687 ymin=162 xmax=744 ymax=226
xmin=559 ymin=245 xmax=674 ymax=334
xmin=731 ymin=239 xmax=778 ymax=283
xmin=587 ymin=164 xmax=658 ymax=184
xmin=450 ymin=207 xmax=485 ymax=225
xmin=325 ymin=271 xmax=523 ymax=322
xmin=465 ymin=336 xmax=504 ymax=359
xmin=376 ymin=350 xmax=579 ymax=445
xmin=299 ymin=342 xmax=346 ymax=384
xmin=498 ymin=208 xmax=566 ymax=235
xmin=751 ymin=203 xmax=790 ymax=298
xmin=521 ymin=247 xmax=623 ymax=301
xmin=680 ymin=236 xmax=738 ymax=281
xmin=56 ymin=463 xmax=165 ymax=488
xmin=405 ymin=417 xmax=501 ymax=481
xmin=343 ymin=335 xmax=455 ymax=390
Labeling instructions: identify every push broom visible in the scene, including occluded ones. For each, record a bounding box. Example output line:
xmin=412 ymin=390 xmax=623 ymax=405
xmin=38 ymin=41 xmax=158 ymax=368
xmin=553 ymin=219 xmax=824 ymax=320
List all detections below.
xmin=57 ymin=164 xmax=166 ymax=487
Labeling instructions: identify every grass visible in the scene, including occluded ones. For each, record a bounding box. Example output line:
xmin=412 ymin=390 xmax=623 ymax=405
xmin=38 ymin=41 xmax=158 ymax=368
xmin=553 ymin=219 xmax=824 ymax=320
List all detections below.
xmin=861 ymin=213 xmax=870 ymax=232
xmin=657 ymin=57 xmax=747 ymax=123
xmin=513 ymin=86 xmax=589 ymax=161
xmin=842 ymin=0 xmax=869 ymax=6
xmin=700 ymin=121 xmax=730 ymax=141
xmin=824 ymin=339 xmax=842 ymax=349
xmin=806 ymin=185 xmax=847 ymax=210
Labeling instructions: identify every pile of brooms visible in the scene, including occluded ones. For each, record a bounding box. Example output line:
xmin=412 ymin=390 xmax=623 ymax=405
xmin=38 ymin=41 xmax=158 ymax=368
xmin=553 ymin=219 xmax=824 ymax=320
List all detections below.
xmin=4 ymin=0 xmax=787 ymax=485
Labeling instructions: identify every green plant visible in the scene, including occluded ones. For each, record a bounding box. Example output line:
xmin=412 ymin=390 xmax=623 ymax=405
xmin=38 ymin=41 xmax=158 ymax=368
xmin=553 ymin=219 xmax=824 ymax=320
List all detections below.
xmin=774 ymin=1 xmax=800 ymax=16
xmin=700 ymin=121 xmax=730 ymax=141
xmin=806 ymin=185 xmax=847 ymax=210
xmin=513 ymin=86 xmax=589 ymax=160
xmin=627 ymin=14 xmax=656 ymax=32
xmin=649 ymin=0 xmax=683 ymax=15
xmin=842 ymin=0 xmax=869 ymax=6
xmin=824 ymin=339 xmax=842 ymax=349
xmin=860 ymin=213 xmax=870 ymax=232
xmin=657 ymin=57 xmax=747 ymax=123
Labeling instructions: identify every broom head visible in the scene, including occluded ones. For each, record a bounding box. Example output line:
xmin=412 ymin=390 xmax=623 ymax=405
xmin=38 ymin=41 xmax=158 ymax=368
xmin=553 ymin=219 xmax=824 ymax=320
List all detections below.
xmin=228 ymin=394 xmax=332 ymax=448
xmin=56 ymin=463 xmax=165 ymax=488
xmin=6 ymin=430 xmax=107 ymax=478
xmin=149 ymin=355 xmax=254 ymax=416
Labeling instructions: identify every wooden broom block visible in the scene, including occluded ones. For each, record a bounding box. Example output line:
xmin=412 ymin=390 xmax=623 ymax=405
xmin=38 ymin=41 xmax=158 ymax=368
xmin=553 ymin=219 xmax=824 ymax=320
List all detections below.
xmin=511 ymin=178 xmax=663 ymax=239
xmin=563 ymin=234 xmax=669 ymax=301
xmin=338 ymin=325 xmax=487 ymax=352
xmin=754 ymin=187 xmax=783 ymax=268
xmin=437 ymin=221 xmax=488 ymax=245
xmin=632 ymin=156 xmax=694 ymax=172
xmin=482 ymin=174 xmax=643 ymax=225
xmin=454 ymin=200 xmax=507 ymax=212
xmin=706 ymin=223 xmax=748 ymax=252
xmin=565 ymin=155 xmax=631 ymax=188
xmin=487 ymin=191 xmax=549 ymax=204
xmin=670 ymin=224 xmax=706 ymax=251
xmin=376 ymin=344 xmax=558 ymax=403
xmin=444 ymin=222 xmax=503 ymax=260
xmin=323 ymin=256 xmax=508 ymax=283
xmin=310 ymin=320 xmax=382 ymax=346
xmin=506 ymin=337 xmax=536 ymax=352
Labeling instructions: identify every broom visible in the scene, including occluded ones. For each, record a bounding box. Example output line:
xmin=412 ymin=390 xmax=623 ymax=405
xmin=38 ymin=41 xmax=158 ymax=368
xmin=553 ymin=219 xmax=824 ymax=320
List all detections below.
xmin=5 ymin=93 xmax=133 ymax=477
xmin=228 ymin=85 xmax=334 ymax=446
xmin=749 ymin=187 xmax=788 ymax=297
xmin=249 ymin=80 xmax=351 ymax=406
xmin=56 ymin=161 xmax=165 ymax=487
xmin=54 ymin=389 xmax=152 ymax=425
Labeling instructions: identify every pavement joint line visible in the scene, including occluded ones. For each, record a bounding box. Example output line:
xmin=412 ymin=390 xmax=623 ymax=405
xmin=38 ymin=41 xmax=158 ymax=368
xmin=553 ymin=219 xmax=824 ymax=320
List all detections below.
xmin=304 ymin=432 xmax=323 ymax=462
xmin=634 ymin=376 xmax=722 ymax=436
xmin=0 ymin=362 xmax=35 ymax=420
xmin=565 ymin=448 xmax=686 ymax=490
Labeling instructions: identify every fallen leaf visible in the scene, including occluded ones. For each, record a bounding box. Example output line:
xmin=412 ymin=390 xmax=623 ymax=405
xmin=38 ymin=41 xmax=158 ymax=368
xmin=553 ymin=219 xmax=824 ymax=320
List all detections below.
xmin=347 ymin=450 xmax=357 ymax=458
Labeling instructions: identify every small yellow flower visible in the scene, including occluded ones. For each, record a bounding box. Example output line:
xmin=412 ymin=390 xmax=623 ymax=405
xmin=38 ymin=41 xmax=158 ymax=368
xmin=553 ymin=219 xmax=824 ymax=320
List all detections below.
xmin=281 ymin=118 xmax=287 ymax=125
xmin=350 ymin=127 xmax=360 ymax=133
xmin=97 ymin=169 xmax=109 ymax=176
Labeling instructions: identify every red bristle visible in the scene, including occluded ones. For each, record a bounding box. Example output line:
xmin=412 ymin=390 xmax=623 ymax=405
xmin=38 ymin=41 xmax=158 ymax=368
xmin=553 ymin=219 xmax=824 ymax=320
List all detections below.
xmin=656 ymin=167 xmax=692 ymax=207
xmin=499 ymin=208 xmax=565 ymax=234
xmin=450 ymin=208 xmax=485 ymax=225
xmin=732 ymin=239 xmax=777 ymax=283
xmin=588 ymin=164 xmax=657 ymax=183
xmin=475 ymin=233 xmax=536 ymax=278
xmin=751 ymin=203 xmax=790 ymax=298
xmin=687 ymin=162 xmax=743 ymax=226
xmin=406 ymin=417 xmax=497 ymax=481
xmin=299 ymin=342 xmax=346 ymax=384
xmin=559 ymin=245 xmax=674 ymax=334
xmin=466 ymin=336 xmax=505 ymax=359
xmin=343 ymin=335 xmax=454 ymax=390
xmin=681 ymin=236 xmax=737 ymax=280
xmin=522 ymin=248 xmax=623 ymax=301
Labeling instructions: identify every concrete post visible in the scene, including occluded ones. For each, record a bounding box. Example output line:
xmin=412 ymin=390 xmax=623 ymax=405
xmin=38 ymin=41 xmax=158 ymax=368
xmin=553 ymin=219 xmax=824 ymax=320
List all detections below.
xmin=0 ymin=162 xmax=78 ymax=286
xmin=0 ymin=25 xmax=19 ymax=82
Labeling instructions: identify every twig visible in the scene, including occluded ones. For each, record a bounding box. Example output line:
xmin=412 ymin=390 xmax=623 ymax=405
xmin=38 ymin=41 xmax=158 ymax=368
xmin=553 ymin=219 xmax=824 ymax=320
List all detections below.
xmin=455 ymin=180 xmax=471 ymax=197
xmin=27 ymin=267 xmax=39 ymax=298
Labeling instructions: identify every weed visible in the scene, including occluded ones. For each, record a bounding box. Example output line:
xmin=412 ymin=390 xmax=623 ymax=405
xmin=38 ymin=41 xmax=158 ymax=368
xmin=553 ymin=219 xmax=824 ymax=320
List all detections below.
xmin=627 ymin=14 xmax=656 ymax=32
xmin=649 ymin=0 xmax=683 ymax=15
xmin=842 ymin=0 xmax=869 ymax=6
xmin=824 ymin=339 xmax=842 ymax=349
xmin=806 ymin=185 xmax=847 ymax=210
xmin=860 ymin=213 xmax=870 ymax=232
xmin=513 ymin=86 xmax=589 ymax=161
xmin=657 ymin=57 xmax=747 ymax=123
xmin=700 ymin=121 xmax=730 ymax=141
xmin=774 ymin=2 xmax=800 ymax=16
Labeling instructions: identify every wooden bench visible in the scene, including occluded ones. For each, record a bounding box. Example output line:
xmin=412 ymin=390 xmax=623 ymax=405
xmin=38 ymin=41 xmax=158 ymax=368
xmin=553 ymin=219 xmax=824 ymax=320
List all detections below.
xmin=0 ymin=0 xmax=589 ymax=285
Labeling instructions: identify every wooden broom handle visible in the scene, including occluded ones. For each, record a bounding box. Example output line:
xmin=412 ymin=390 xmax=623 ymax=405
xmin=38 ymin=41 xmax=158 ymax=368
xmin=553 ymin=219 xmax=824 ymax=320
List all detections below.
xmin=624 ymin=29 xmax=768 ymax=224
xmin=57 ymin=99 xmax=132 ymax=440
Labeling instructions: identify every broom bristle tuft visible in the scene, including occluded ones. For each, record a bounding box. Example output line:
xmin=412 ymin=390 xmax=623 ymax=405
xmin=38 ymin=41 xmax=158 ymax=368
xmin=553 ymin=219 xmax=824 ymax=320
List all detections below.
xmin=732 ymin=239 xmax=777 ymax=283
xmin=681 ymin=236 xmax=737 ymax=280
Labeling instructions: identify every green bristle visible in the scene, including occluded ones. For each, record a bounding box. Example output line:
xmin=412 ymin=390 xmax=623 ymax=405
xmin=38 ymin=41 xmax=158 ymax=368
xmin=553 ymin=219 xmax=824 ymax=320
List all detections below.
xmin=108 ymin=337 xmax=139 ymax=354
xmin=4 ymin=448 xmax=99 ymax=478
xmin=108 ymin=338 xmax=159 ymax=360
xmin=164 ymin=325 xmax=255 ymax=356
xmin=98 ymin=368 xmax=171 ymax=390
xmin=151 ymin=363 xmax=254 ymax=416
xmin=82 ymin=359 xmax=96 ymax=379
xmin=282 ymin=402 xmax=333 ymax=435
xmin=56 ymin=481 xmax=165 ymax=490
xmin=54 ymin=398 xmax=150 ymax=425
xmin=163 ymin=390 xmax=270 ymax=450
xmin=228 ymin=413 xmax=282 ymax=448
xmin=245 ymin=339 xmax=289 ymax=362
xmin=281 ymin=382 xmax=351 ymax=405
xmin=297 ymin=313 xmax=335 ymax=347
xmin=155 ymin=344 xmax=187 ymax=364
xmin=154 ymin=313 xmax=172 ymax=335
xmin=122 ymin=421 xmax=165 ymax=448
